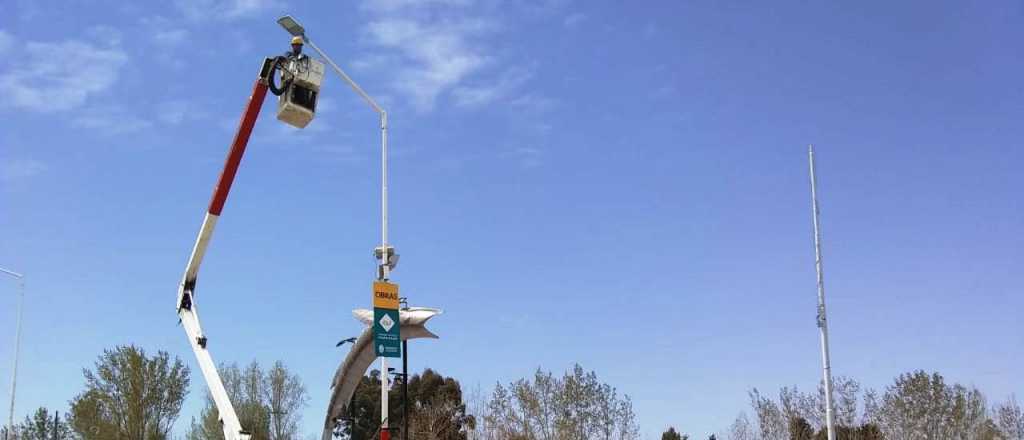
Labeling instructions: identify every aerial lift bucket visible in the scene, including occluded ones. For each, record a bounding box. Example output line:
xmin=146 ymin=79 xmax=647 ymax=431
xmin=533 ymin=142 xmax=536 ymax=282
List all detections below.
xmin=277 ymin=56 xmax=325 ymax=129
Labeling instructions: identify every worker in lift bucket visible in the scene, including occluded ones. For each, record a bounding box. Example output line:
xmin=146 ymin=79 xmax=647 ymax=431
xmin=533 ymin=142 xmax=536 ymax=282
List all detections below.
xmin=270 ymin=35 xmax=308 ymax=96
xmin=286 ymin=35 xmax=305 ymax=60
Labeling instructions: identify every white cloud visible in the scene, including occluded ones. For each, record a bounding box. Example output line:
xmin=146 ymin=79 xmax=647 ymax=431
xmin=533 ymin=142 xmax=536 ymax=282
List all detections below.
xmin=643 ymin=22 xmax=659 ymax=39
xmin=452 ymin=66 xmax=533 ymax=108
xmin=71 ymin=105 xmax=153 ymax=135
xmin=361 ymin=0 xmax=475 ymax=13
xmin=141 ymin=17 xmax=191 ymax=46
xmin=175 ymin=0 xmax=283 ymax=21
xmin=651 ymin=85 xmax=677 ymax=99
xmin=154 ymin=28 xmax=190 ymax=46
xmin=312 ymin=144 xmax=363 ymax=162
xmin=1 ymin=158 xmax=47 ymax=182
xmin=509 ymin=93 xmax=557 ymax=113
xmin=0 ymin=35 xmax=128 ymax=113
xmin=359 ymin=0 xmax=500 ymax=111
xmin=563 ymin=12 xmax=586 ymax=28
xmin=503 ymin=146 xmax=544 ymax=167
xmin=0 ymin=30 xmax=12 ymax=54
xmin=157 ymin=99 xmax=207 ymax=125
xmin=85 ymin=25 xmax=124 ymax=46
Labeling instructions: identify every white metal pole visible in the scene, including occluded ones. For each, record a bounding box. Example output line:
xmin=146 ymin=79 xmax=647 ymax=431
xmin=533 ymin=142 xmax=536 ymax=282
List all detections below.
xmin=0 ymin=268 xmax=24 ymax=437
xmin=808 ymin=145 xmax=837 ymax=440
xmin=381 ymin=358 xmax=389 ymax=436
xmin=303 ymin=29 xmax=392 ymax=440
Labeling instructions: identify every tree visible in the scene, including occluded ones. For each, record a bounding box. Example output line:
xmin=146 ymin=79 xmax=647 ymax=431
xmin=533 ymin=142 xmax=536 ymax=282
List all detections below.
xmin=480 ymin=364 xmax=639 ymax=440
xmin=343 ymin=368 xmax=474 ymax=440
xmin=750 ymin=388 xmax=787 ymax=440
xmin=69 ymin=345 xmax=190 ymax=440
xmin=788 ymin=417 xmax=813 ymax=440
xmin=187 ymin=360 xmax=309 ymax=440
xmin=728 ymin=413 xmax=756 ymax=440
xmin=875 ymin=370 xmax=996 ymax=440
xmin=995 ymin=396 xmax=1024 ymax=440
xmin=662 ymin=427 xmax=686 ymax=440
xmin=16 ymin=407 xmax=74 ymax=440
xmin=266 ymin=361 xmax=309 ymax=440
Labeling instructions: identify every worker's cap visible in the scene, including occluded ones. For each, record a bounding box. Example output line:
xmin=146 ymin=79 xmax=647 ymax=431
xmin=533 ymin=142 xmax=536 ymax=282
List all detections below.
xmin=291 ymin=36 xmax=303 ymax=45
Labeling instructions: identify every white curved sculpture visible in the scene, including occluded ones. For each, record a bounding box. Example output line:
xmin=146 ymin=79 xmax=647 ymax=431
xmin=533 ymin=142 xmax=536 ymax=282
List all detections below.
xmin=321 ymin=307 xmax=442 ymax=440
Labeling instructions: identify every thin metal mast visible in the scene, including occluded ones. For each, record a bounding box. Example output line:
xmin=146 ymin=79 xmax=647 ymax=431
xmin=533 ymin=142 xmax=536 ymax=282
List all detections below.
xmin=0 ymin=268 xmax=24 ymax=437
xmin=808 ymin=145 xmax=836 ymax=440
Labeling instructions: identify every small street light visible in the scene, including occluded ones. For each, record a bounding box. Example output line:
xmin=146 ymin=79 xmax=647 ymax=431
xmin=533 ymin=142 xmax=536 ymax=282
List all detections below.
xmin=276 ymin=15 xmax=305 ymax=37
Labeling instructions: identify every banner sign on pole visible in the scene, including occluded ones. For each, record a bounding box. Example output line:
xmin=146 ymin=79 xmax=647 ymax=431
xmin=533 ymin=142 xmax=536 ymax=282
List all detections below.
xmin=373 ymin=282 xmax=401 ymax=358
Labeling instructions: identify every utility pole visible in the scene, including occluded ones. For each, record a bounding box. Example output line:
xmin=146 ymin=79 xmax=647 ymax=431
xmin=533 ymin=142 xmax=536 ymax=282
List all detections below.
xmin=808 ymin=145 xmax=837 ymax=440
xmin=401 ymin=298 xmax=409 ymax=440
xmin=276 ymin=15 xmax=393 ymax=440
xmin=1 ymin=267 xmax=24 ymax=440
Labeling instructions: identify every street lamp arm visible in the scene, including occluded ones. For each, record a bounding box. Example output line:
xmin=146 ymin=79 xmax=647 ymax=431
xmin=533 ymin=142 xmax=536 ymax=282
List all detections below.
xmin=0 ymin=268 xmax=23 ymax=279
xmin=303 ymin=37 xmax=384 ymax=115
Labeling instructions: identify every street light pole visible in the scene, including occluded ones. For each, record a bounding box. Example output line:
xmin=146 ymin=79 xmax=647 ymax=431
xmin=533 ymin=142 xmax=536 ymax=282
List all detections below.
xmin=1 ymin=268 xmax=24 ymax=440
xmin=808 ymin=146 xmax=837 ymax=440
xmin=400 ymin=298 xmax=408 ymax=440
xmin=276 ymin=15 xmax=393 ymax=440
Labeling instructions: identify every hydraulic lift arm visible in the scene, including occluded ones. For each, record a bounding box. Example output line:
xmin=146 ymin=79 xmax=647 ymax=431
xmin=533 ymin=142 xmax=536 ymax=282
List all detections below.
xmin=175 ymin=58 xmax=276 ymax=440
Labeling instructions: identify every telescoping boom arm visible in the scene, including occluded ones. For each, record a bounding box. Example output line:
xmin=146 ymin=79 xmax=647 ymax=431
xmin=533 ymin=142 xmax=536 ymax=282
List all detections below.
xmin=175 ymin=58 xmax=277 ymax=440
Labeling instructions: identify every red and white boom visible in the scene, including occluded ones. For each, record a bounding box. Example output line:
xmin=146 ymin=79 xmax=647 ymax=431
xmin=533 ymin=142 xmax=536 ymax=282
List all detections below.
xmin=175 ymin=59 xmax=277 ymax=440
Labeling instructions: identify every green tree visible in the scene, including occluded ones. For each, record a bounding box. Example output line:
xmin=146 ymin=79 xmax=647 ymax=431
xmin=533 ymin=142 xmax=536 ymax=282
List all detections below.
xmin=659 ymin=425 xmax=684 ymax=440
xmin=69 ymin=345 xmax=190 ymax=440
xmin=661 ymin=427 xmax=685 ymax=440
xmin=876 ymin=370 xmax=996 ymax=440
xmin=16 ymin=407 xmax=74 ymax=440
xmin=343 ymin=368 xmax=473 ymax=440
xmin=995 ymin=396 xmax=1024 ymax=440
xmin=788 ymin=417 xmax=813 ymax=440
xmin=187 ymin=361 xmax=308 ymax=440
xmin=481 ymin=364 xmax=639 ymax=440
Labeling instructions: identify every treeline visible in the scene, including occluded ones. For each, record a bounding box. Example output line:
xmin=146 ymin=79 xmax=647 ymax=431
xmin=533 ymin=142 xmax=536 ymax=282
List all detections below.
xmin=6 ymin=344 xmax=1022 ymax=440
xmin=335 ymin=364 xmax=641 ymax=440
xmin=0 ymin=345 xmax=309 ymax=440
xmin=722 ymin=371 xmax=1023 ymax=440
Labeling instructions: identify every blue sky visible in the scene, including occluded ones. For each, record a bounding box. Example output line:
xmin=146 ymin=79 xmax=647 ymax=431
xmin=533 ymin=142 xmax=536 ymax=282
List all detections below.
xmin=1 ymin=0 xmax=1022 ymax=438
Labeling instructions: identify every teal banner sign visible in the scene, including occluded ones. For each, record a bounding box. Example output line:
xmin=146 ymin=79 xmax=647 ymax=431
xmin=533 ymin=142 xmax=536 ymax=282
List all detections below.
xmin=373 ymin=307 xmax=401 ymax=358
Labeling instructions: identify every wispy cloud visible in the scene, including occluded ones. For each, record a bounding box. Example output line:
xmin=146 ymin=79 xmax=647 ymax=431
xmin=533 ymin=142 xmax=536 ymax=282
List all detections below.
xmin=651 ymin=85 xmax=677 ymax=99
xmin=362 ymin=0 xmax=475 ymax=13
xmin=358 ymin=0 xmax=501 ymax=111
xmin=364 ymin=17 xmax=494 ymax=111
xmin=643 ymin=22 xmax=659 ymax=39
xmin=452 ymin=66 xmax=533 ymax=108
xmin=72 ymin=105 xmax=153 ymax=135
xmin=141 ymin=16 xmax=191 ymax=46
xmin=0 ymin=158 xmax=47 ymax=182
xmin=509 ymin=93 xmax=557 ymax=113
xmin=0 ymin=30 xmax=13 ymax=54
xmin=563 ymin=12 xmax=587 ymax=28
xmin=157 ymin=99 xmax=207 ymax=125
xmin=174 ymin=0 xmax=284 ymax=21
xmin=311 ymin=144 xmax=365 ymax=162
xmin=0 ymin=32 xmax=128 ymax=113
xmin=502 ymin=146 xmax=544 ymax=168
